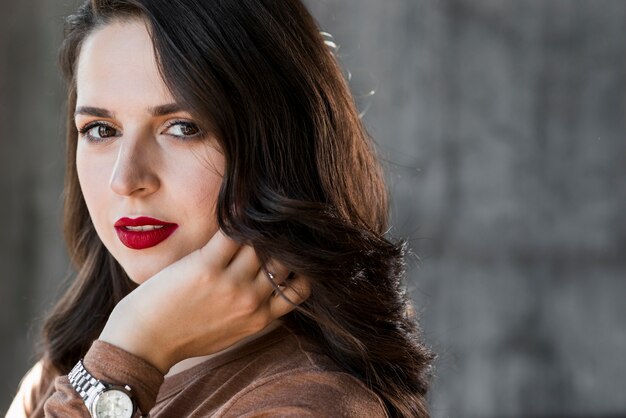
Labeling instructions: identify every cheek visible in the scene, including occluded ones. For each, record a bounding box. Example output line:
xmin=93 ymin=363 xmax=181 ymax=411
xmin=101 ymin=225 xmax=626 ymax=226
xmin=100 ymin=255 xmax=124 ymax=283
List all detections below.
xmin=183 ymin=149 xmax=224 ymax=213
xmin=178 ymin=155 xmax=225 ymax=235
xmin=185 ymin=172 xmax=222 ymax=219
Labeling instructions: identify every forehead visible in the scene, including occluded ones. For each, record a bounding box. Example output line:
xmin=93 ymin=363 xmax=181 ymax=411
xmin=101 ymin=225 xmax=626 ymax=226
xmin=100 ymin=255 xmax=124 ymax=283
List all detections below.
xmin=76 ymin=19 xmax=173 ymax=108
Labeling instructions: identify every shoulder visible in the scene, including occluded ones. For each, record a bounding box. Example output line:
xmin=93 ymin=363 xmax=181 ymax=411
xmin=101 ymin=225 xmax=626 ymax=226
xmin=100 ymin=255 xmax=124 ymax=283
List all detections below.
xmin=227 ymin=369 xmax=387 ymax=417
xmin=219 ymin=331 xmax=388 ymax=417
xmin=6 ymin=360 xmax=44 ymax=418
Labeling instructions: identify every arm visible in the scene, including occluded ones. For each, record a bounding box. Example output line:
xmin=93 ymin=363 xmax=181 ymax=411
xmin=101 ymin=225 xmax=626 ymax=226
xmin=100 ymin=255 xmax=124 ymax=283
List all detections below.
xmin=43 ymin=342 xmax=163 ymax=418
xmin=42 ymin=231 xmax=309 ymax=417
xmin=6 ymin=361 xmax=43 ymax=418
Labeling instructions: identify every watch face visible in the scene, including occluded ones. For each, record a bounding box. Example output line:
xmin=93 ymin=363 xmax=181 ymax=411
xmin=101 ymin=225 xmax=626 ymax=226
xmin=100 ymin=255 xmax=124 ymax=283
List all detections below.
xmin=94 ymin=389 xmax=134 ymax=418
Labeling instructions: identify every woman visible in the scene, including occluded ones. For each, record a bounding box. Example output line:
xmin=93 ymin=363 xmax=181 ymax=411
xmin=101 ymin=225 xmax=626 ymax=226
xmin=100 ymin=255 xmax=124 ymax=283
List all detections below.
xmin=7 ymin=0 xmax=434 ymax=416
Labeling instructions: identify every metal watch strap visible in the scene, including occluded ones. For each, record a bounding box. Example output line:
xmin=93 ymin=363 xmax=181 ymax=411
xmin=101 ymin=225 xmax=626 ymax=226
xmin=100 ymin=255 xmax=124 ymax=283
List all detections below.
xmin=68 ymin=360 xmax=106 ymax=404
xmin=68 ymin=360 xmax=139 ymax=418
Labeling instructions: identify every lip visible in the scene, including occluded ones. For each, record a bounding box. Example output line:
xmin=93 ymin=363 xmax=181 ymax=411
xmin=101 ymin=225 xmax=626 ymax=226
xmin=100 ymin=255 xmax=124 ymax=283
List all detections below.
xmin=114 ymin=217 xmax=178 ymax=250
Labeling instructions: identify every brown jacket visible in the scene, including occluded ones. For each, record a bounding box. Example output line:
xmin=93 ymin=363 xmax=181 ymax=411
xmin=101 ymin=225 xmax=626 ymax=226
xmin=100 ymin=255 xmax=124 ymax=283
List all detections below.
xmin=12 ymin=326 xmax=387 ymax=417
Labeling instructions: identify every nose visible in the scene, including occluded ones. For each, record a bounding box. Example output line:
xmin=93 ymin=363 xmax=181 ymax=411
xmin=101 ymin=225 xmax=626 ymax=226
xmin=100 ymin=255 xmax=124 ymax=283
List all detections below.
xmin=109 ymin=133 xmax=160 ymax=197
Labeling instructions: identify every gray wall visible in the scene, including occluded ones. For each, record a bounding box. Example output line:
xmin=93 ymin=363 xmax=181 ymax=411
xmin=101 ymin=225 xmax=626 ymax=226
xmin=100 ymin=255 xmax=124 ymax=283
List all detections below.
xmin=1 ymin=1 xmax=625 ymax=417
xmin=0 ymin=0 xmax=73 ymax=412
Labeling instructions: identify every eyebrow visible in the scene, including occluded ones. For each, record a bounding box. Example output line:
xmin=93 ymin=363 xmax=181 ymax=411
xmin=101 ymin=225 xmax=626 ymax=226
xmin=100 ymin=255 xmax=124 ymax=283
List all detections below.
xmin=74 ymin=103 xmax=184 ymax=118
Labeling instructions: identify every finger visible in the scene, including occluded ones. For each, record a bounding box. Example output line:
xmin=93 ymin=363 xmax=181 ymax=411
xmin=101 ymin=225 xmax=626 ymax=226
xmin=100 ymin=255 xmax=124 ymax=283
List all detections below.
xmin=269 ymin=274 xmax=311 ymax=319
xmin=199 ymin=229 xmax=241 ymax=268
xmin=256 ymin=260 xmax=292 ymax=294
xmin=261 ymin=259 xmax=292 ymax=285
xmin=226 ymin=245 xmax=262 ymax=282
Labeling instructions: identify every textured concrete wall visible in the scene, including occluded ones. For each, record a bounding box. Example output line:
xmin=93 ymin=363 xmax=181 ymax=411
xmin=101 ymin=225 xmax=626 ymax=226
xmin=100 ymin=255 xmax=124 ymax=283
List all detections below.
xmin=1 ymin=1 xmax=625 ymax=417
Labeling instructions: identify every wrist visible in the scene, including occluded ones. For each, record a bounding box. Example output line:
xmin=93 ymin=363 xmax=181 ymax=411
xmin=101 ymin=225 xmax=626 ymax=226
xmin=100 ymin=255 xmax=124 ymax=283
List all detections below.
xmin=97 ymin=333 xmax=170 ymax=374
xmin=69 ymin=359 xmax=137 ymax=418
xmin=99 ymin=305 xmax=173 ymax=374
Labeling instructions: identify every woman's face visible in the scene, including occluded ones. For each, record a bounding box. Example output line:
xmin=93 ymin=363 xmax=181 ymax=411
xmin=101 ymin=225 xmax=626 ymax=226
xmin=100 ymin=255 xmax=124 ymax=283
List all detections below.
xmin=75 ymin=19 xmax=224 ymax=284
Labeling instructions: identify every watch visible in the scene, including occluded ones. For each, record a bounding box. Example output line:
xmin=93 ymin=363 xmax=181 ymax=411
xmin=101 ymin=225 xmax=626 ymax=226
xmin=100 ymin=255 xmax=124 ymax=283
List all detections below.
xmin=68 ymin=360 xmax=137 ymax=418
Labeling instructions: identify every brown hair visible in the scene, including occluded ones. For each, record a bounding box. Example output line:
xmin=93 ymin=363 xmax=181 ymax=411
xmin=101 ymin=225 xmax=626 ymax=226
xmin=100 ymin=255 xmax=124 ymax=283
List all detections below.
xmin=36 ymin=0 xmax=434 ymax=416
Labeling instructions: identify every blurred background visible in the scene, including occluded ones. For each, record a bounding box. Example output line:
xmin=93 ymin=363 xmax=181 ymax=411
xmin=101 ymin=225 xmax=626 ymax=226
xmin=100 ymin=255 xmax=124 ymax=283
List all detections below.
xmin=1 ymin=0 xmax=625 ymax=417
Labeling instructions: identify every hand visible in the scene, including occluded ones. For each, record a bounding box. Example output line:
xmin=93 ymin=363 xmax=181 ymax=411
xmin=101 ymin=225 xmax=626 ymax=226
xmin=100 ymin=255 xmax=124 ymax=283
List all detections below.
xmin=99 ymin=229 xmax=310 ymax=373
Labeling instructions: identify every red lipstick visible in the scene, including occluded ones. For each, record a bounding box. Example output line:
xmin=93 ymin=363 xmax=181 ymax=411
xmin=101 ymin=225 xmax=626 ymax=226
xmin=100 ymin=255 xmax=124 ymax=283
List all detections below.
xmin=114 ymin=217 xmax=178 ymax=250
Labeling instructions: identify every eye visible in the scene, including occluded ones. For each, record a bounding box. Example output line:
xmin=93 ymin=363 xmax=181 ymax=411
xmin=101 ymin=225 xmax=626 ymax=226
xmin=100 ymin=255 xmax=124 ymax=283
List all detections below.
xmin=163 ymin=120 xmax=203 ymax=139
xmin=78 ymin=122 xmax=120 ymax=142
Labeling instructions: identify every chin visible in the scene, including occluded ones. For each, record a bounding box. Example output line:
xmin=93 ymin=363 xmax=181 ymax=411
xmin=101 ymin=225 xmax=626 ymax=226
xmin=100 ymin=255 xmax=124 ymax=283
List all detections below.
xmin=108 ymin=235 xmax=200 ymax=285
xmin=111 ymin=253 xmax=156 ymax=284
xmin=126 ymin=272 xmax=150 ymax=285
xmin=118 ymin=252 xmax=185 ymax=285
xmin=122 ymin=262 xmax=168 ymax=285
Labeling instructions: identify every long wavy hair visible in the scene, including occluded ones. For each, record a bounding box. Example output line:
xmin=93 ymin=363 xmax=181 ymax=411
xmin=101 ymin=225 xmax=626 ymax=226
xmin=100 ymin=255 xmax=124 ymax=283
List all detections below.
xmin=33 ymin=0 xmax=434 ymax=416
